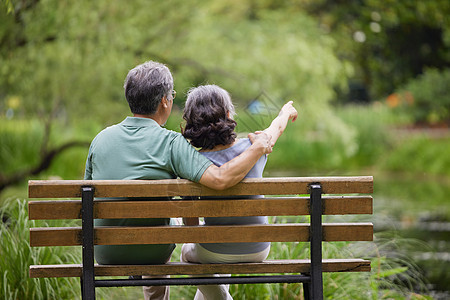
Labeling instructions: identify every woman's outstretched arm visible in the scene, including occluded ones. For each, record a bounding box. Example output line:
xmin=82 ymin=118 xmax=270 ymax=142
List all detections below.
xmin=264 ymin=101 xmax=298 ymax=146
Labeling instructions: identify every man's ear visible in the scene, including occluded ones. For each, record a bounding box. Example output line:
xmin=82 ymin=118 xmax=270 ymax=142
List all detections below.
xmin=162 ymin=96 xmax=169 ymax=108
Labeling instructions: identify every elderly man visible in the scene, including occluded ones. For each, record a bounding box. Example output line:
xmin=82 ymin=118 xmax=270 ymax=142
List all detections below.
xmin=84 ymin=61 xmax=272 ymax=299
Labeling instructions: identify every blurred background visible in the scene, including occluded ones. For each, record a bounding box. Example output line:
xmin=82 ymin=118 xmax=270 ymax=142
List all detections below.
xmin=1 ymin=0 xmax=449 ymax=299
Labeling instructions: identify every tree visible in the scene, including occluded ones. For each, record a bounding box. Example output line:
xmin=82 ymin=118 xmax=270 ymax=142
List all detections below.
xmin=1 ymin=0 xmax=357 ymax=191
xmin=298 ymin=0 xmax=450 ymax=100
xmin=1 ymin=0 xmax=348 ymax=119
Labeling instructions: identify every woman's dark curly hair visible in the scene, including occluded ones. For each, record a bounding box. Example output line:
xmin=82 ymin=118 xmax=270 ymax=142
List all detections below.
xmin=182 ymin=85 xmax=237 ymax=150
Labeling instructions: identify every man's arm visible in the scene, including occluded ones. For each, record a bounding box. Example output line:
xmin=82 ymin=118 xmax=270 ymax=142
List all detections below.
xmin=263 ymin=101 xmax=298 ymax=146
xmin=84 ymin=152 xmax=93 ymax=180
xmin=198 ymin=132 xmax=272 ymax=190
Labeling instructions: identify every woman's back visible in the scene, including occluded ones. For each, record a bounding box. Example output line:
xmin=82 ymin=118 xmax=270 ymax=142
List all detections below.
xmin=199 ymin=138 xmax=270 ymax=255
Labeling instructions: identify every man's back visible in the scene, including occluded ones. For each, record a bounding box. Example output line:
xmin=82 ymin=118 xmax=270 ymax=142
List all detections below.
xmin=85 ymin=117 xmax=211 ymax=182
xmin=84 ymin=116 xmax=213 ymax=264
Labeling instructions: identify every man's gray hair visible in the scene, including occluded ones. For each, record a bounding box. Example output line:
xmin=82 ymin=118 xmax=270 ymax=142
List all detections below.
xmin=124 ymin=61 xmax=174 ymax=115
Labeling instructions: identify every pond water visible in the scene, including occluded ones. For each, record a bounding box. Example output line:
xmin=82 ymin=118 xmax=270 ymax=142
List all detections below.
xmin=268 ymin=170 xmax=449 ymax=299
xmin=374 ymin=174 xmax=450 ymax=299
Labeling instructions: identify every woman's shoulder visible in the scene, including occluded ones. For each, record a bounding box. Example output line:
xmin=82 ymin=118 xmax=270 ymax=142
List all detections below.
xmin=234 ymin=138 xmax=252 ymax=149
xmin=216 ymin=138 xmax=251 ymax=153
xmin=200 ymin=138 xmax=248 ymax=159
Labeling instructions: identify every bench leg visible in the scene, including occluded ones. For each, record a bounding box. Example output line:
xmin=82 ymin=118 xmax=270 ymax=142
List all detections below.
xmin=310 ymin=184 xmax=323 ymax=300
xmin=81 ymin=186 xmax=96 ymax=300
xmin=303 ymin=281 xmax=311 ymax=300
xmin=81 ymin=277 xmax=95 ymax=300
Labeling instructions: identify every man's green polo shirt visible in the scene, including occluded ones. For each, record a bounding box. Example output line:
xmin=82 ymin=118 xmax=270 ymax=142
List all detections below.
xmin=84 ymin=117 xmax=212 ymax=264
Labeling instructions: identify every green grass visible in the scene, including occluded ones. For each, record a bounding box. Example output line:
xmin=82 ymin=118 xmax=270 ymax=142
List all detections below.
xmin=0 ymin=117 xmax=100 ymax=181
xmin=0 ymin=198 xmax=80 ymax=299
xmin=380 ymin=136 xmax=450 ymax=177
xmin=0 ymin=119 xmax=44 ymax=176
xmin=0 ymin=198 xmax=146 ymax=300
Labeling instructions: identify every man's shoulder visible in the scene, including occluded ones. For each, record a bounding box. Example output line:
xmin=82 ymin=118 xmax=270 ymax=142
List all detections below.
xmin=92 ymin=123 xmax=120 ymax=140
xmin=167 ymin=130 xmax=193 ymax=148
xmin=151 ymin=127 xmax=184 ymax=145
xmin=161 ymin=127 xmax=182 ymax=137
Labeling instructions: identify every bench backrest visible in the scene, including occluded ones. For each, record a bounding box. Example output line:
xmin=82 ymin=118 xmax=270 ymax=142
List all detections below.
xmin=28 ymin=177 xmax=373 ymax=247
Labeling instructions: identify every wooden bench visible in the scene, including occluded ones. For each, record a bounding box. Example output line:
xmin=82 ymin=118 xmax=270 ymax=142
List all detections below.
xmin=28 ymin=176 xmax=373 ymax=300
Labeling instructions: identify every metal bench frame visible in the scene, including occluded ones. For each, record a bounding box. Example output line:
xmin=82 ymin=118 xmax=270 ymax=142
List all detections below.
xmin=79 ymin=184 xmax=324 ymax=300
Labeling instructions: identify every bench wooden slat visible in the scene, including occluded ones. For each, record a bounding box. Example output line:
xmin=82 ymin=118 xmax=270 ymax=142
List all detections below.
xmin=30 ymin=223 xmax=373 ymax=247
xmin=28 ymin=176 xmax=373 ymax=198
xmin=29 ymin=259 xmax=371 ymax=278
xmin=28 ymin=196 xmax=373 ymax=220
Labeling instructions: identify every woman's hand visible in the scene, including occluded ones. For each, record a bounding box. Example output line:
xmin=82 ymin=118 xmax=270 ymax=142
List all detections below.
xmin=248 ymin=131 xmax=273 ymax=154
xmin=200 ymin=131 xmax=272 ymax=190
xmin=280 ymin=100 xmax=298 ymax=122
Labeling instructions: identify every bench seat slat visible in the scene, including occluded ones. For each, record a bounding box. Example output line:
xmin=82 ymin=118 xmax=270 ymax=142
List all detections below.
xmin=30 ymin=223 xmax=373 ymax=247
xmin=28 ymin=196 xmax=373 ymax=220
xmin=29 ymin=259 xmax=371 ymax=278
xmin=28 ymin=176 xmax=373 ymax=198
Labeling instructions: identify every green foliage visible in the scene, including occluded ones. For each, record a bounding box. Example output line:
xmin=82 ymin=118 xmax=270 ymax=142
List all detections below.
xmin=0 ymin=117 xmax=95 ymax=180
xmin=2 ymin=100 xmax=448 ymax=195
xmin=301 ymin=0 xmax=450 ymax=99
xmin=228 ymin=231 xmax=431 ymax=299
xmin=232 ymin=103 xmax=359 ymax=173
xmin=182 ymin=6 xmax=348 ymax=103
xmin=396 ymin=68 xmax=450 ymax=124
xmin=365 ymin=232 xmax=432 ymax=300
xmin=0 ymin=119 xmax=43 ymax=175
xmin=0 ymin=0 xmax=347 ymax=127
xmin=334 ymin=104 xmax=394 ymax=168
xmin=0 ymin=0 xmax=14 ymax=14
xmin=0 ymin=198 xmax=80 ymax=299
xmin=381 ymin=135 xmax=450 ymax=177
xmin=231 ymin=103 xmax=398 ymax=173
xmin=0 ymin=1 xmax=354 ymax=185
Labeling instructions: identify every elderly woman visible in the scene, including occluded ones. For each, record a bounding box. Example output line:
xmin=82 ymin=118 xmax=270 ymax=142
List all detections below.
xmin=181 ymin=84 xmax=297 ymax=300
